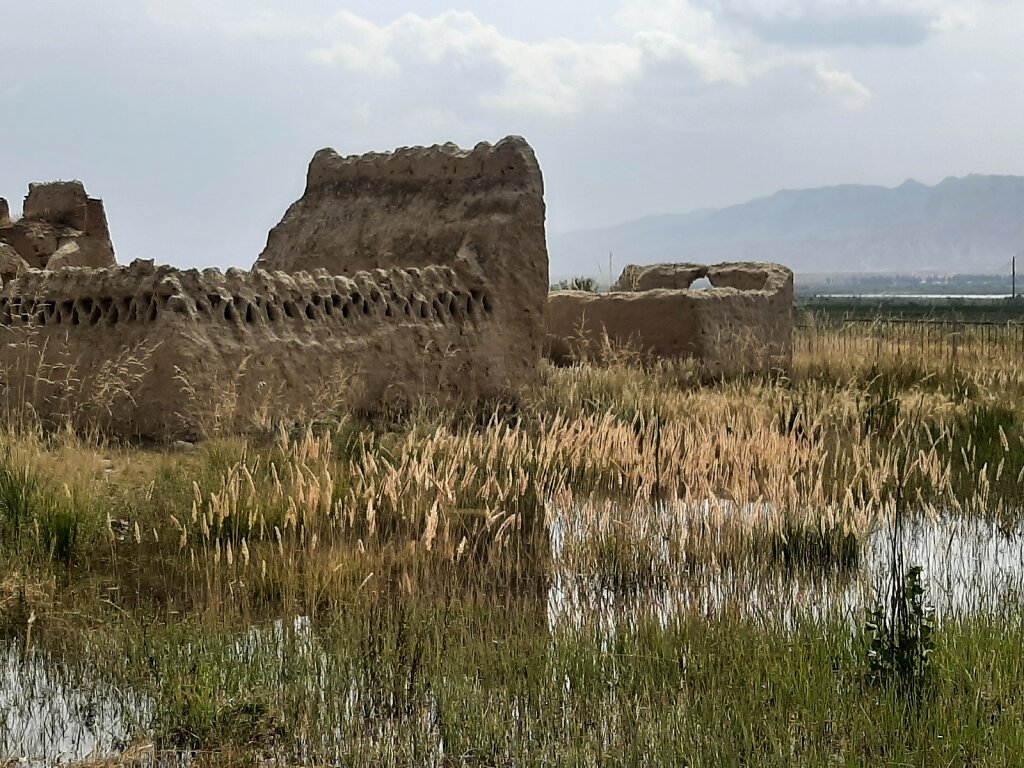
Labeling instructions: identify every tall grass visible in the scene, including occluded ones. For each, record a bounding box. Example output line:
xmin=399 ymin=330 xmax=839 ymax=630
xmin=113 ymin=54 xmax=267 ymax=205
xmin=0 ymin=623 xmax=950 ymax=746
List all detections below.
xmin=1 ymin=318 xmax=1023 ymax=764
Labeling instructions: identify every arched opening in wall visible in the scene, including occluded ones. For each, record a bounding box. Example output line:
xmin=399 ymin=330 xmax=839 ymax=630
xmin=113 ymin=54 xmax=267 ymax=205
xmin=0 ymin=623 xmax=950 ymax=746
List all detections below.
xmin=689 ymin=277 xmax=713 ymax=290
xmin=224 ymin=301 xmax=237 ymax=322
xmin=419 ymin=302 xmax=429 ymax=320
xmin=283 ymin=300 xmax=298 ymax=319
xmin=305 ymin=303 xmax=316 ymax=320
xmin=341 ymin=302 xmax=352 ymax=319
xmin=266 ymin=303 xmax=281 ymax=322
xmin=245 ymin=303 xmax=257 ymax=324
xmin=482 ymin=294 xmax=493 ymax=314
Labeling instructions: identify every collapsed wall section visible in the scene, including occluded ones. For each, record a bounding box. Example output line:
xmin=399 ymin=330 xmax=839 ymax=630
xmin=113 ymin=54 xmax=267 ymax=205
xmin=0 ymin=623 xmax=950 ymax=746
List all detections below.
xmin=256 ymin=136 xmax=548 ymax=395
xmin=0 ymin=181 xmax=116 ymax=272
xmin=0 ymin=260 xmax=498 ymax=438
xmin=546 ymin=262 xmax=793 ymax=376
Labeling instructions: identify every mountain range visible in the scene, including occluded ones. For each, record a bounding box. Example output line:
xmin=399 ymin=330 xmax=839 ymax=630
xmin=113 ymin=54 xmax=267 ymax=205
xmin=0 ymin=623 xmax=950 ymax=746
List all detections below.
xmin=548 ymin=175 xmax=1024 ymax=278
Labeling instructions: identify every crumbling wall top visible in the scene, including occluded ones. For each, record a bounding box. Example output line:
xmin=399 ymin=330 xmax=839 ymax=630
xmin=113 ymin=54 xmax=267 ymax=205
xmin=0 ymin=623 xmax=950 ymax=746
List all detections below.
xmin=0 ymin=181 xmax=116 ymax=270
xmin=612 ymin=262 xmax=791 ymax=294
xmin=255 ymin=135 xmax=546 ymax=276
xmin=24 ymin=181 xmax=89 ymax=230
xmin=303 ymin=136 xmax=542 ymax=194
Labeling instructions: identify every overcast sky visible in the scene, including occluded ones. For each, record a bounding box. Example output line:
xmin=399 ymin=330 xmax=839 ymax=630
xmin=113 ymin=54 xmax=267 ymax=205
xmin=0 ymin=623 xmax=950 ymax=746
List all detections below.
xmin=2 ymin=1 xmax=1023 ymax=270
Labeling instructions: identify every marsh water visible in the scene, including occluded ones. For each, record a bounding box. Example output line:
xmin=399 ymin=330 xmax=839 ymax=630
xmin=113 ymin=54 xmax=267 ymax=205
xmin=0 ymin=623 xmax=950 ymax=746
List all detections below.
xmin=4 ymin=506 xmax=1024 ymax=764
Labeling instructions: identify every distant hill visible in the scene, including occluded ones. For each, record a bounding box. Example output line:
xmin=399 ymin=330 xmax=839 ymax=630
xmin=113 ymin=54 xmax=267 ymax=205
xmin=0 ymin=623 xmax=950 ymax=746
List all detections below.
xmin=549 ymin=175 xmax=1024 ymax=278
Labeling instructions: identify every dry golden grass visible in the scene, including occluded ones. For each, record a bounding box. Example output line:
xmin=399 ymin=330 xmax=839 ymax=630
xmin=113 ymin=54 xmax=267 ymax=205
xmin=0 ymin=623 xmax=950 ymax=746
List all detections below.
xmin=0 ymin=320 xmax=1020 ymax=622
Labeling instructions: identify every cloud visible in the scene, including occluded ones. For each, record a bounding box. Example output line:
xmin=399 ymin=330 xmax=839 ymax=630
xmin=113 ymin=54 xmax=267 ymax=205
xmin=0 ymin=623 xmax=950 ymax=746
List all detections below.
xmin=309 ymin=11 xmax=644 ymax=116
xmin=309 ymin=11 xmax=401 ymax=75
xmin=616 ymin=0 xmax=752 ymax=84
xmin=695 ymin=0 xmax=973 ymax=47
xmin=816 ymin=65 xmax=873 ymax=109
xmin=618 ymin=0 xmax=875 ymax=110
xmin=147 ymin=0 xmax=313 ymax=40
xmin=632 ymin=29 xmax=750 ymax=85
xmin=144 ymin=1 xmax=882 ymax=119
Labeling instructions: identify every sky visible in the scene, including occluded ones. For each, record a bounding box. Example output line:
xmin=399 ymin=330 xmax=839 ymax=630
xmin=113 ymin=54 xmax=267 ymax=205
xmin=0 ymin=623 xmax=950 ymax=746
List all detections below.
xmin=2 ymin=0 xmax=1023 ymax=270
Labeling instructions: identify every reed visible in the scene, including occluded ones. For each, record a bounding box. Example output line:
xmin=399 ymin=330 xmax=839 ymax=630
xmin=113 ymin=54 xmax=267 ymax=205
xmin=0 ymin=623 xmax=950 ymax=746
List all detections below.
xmin=1 ymin=318 xmax=1023 ymax=764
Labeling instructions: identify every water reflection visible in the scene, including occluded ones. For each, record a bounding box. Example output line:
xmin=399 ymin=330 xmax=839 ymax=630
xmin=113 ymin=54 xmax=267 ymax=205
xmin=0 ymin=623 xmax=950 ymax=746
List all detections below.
xmin=547 ymin=501 xmax=1024 ymax=631
xmin=0 ymin=642 xmax=148 ymax=766
xmin=3 ymin=504 xmax=1024 ymax=764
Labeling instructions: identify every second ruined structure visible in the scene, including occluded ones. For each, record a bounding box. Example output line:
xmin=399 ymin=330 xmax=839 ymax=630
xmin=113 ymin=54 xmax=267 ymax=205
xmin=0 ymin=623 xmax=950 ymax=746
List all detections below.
xmin=0 ymin=181 xmax=116 ymax=277
xmin=0 ymin=137 xmax=549 ymax=438
xmin=546 ymin=262 xmax=794 ymax=376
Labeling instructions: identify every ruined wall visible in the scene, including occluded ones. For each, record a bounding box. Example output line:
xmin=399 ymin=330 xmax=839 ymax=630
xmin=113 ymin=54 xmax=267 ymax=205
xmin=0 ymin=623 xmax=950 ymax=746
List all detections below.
xmin=256 ymin=136 xmax=548 ymax=395
xmin=0 ymin=181 xmax=116 ymax=272
xmin=0 ymin=260 xmax=500 ymax=438
xmin=546 ymin=262 xmax=793 ymax=376
xmin=0 ymin=244 xmax=30 ymax=283
xmin=0 ymin=139 xmax=548 ymax=437
xmin=24 ymin=181 xmax=90 ymax=230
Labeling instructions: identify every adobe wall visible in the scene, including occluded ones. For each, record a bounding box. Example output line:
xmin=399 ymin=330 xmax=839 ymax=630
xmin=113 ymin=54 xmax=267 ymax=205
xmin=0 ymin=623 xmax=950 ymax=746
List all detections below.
xmin=0 ymin=139 xmax=549 ymax=437
xmin=0 ymin=260 xmax=500 ymax=438
xmin=546 ymin=262 xmax=793 ymax=376
xmin=255 ymin=136 xmax=548 ymax=394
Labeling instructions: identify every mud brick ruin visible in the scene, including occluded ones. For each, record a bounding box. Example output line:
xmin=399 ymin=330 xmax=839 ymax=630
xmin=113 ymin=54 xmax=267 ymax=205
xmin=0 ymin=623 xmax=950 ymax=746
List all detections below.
xmin=0 ymin=136 xmax=794 ymax=438
xmin=0 ymin=137 xmax=548 ymax=438
xmin=546 ymin=262 xmax=794 ymax=376
xmin=0 ymin=181 xmax=116 ymax=278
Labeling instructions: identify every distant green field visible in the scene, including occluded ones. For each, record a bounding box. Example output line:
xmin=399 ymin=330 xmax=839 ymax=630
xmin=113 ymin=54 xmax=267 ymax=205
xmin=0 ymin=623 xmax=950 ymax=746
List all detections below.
xmin=799 ymin=296 xmax=1024 ymax=323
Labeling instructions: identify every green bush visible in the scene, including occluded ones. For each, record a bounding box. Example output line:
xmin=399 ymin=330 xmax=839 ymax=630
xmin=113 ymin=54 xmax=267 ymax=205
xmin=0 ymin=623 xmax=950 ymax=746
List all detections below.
xmin=865 ymin=565 xmax=936 ymax=699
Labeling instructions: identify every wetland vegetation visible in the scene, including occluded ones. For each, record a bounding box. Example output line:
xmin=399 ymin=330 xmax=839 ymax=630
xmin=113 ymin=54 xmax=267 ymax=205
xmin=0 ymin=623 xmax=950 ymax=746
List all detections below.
xmin=3 ymin=312 xmax=1024 ymax=765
